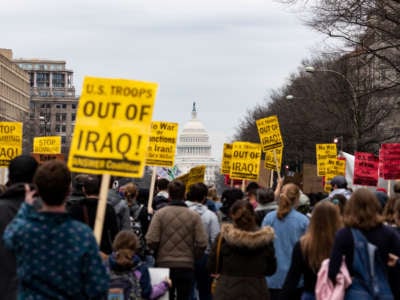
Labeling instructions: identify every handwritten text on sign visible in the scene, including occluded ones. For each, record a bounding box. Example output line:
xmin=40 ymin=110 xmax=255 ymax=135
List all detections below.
xmin=33 ymin=136 xmax=61 ymax=154
xmin=221 ymin=143 xmax=232 ymax=175
xmin=256 ymin=115 xmax=283 ymax=151
xmin=146 ymin=121 xmax=178 ymax=167
xmin=230 ymin=142 xmax=261 ymax=181
xmin=68 ymin=77 xmax=157 ymax=177
xmin=0 ymin=122 xmax=22 ymax=167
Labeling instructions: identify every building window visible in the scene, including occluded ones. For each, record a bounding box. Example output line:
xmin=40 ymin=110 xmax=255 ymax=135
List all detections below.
xmin=53 ymin=91 xmax=65 ymax=97
xmin=52 ymin=73 xmax=65 ymax=88
xmin=36 ymin=72 xmax=49 ymax=87
xmin=71 ymin=113 xmax=76 ymax=121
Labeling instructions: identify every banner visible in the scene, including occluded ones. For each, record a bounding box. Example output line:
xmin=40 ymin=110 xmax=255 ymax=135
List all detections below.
xmin=146 ymin=121 xmax=178 ymax=167
xmin=353 ymin=152 xmax=379 ymax=187
xmin=0 ymin=122 xmax=23 ymax=167
xmin=379 ymin=143 xmax=400 ymax=180
xmin=230 ymin=142 xmax=261 ymax=181
xmin=176 ymin=165 xmax=206 ymax=192
xmin=186 ymin=165 xmax=206 ymax=190
xmin=68 ymin=77 xmax=157 ymax=177
xmin=33 ymin=136 xmax=61 ymax=154
xmin=316 ymin=143 xmax=337 ymax=176
xmin=256 ymin=115 xmax=283 ymax=151
xmin=221 ymin=143 xmax=232 ymax=174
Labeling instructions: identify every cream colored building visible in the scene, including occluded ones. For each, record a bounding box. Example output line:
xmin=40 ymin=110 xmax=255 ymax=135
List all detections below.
xmin=13 ymin=57 xmax=78 ymax=155
xmin=0 ymin=49 xmax=30 ymax=122
xmin=175 ymin=103 xmax=220 ymax=185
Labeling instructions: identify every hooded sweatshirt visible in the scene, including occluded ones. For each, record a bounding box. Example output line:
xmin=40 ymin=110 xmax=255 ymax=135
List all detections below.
xmin=108 ymin=189 xmax=131 ymax=230
xmin=329 ymin=188 xmax=352 ymax=200
xmin=185 ymin=201 xmax=220 ymax=254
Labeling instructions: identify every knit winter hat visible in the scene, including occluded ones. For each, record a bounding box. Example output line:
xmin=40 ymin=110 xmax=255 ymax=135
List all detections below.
xmin=8 ymin=155 xmax=39 ymax=185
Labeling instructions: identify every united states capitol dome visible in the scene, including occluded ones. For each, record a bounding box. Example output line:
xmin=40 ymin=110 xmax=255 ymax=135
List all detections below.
xmin=175 ymin=102 xmax=219 ymax=185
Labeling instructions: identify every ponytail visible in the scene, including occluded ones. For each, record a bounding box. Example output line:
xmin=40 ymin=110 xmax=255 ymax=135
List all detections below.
xmin=277 ymin=193 xmax=291 ymax=219
xmin=277 ymin=183 xmax=299 ymax=220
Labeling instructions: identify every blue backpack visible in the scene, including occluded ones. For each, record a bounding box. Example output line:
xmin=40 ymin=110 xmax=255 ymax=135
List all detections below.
xmin=108 ymin=265 xmax=143 ymax=300
xmin=345 ymin=229 xmax=393 ymax=300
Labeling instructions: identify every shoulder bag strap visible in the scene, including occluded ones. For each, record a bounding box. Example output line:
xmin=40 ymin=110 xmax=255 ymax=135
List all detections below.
xmin=215 ymin=234 xmax=223 ymax=274
xmin=82 ymin=204 xmax=90 ymax=225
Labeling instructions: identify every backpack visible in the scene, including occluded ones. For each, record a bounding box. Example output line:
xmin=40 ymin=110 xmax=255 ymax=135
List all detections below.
xmin=108 ymin=266 xmax=143 ymax=300
xmin=345 ymin=229 xmax=393 ymax=300
xmin=130 ymin=204 xmax=147 ymax=258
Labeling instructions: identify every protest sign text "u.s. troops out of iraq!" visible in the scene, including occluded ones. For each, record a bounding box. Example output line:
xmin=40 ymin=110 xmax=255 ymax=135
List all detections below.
xmin=68 ymin=77 xmax=157 ymax=178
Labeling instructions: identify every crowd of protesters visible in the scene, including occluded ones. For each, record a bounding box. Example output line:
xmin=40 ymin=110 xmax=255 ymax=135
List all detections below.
xmin=1 ymin=155 xmax=400 ymax=299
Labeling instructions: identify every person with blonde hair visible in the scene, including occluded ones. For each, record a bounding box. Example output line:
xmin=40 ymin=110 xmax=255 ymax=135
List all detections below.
xmin=107 ymin=230 xmax=171 ymax=299
xmin=281 ymin=201 xmax=343 ymax=299
xmin=328 ymin=188 xmax=400 ymax=298
xmin=261 ymin=181 xmax=309 ymax=299
xmin=207 ymin=200 xmax=276 ymax=299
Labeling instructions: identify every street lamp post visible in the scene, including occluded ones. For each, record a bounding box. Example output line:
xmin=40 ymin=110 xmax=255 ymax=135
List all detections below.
xmin=39 ymin=116 xmax=48 ymax=136
xmin=305 ymin=66 xmax=359 ymax=152
xmin=333 ymin=136 xmax=343 ymax=154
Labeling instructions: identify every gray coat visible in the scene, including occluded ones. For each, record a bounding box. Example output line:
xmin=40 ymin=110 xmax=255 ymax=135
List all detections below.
xmin=107 ymin=189 xmax=131 ymax=231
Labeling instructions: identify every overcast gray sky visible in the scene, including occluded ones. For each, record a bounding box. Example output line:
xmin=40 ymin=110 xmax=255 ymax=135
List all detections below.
xmin=1 ymin=0 xmax=323 ymax=160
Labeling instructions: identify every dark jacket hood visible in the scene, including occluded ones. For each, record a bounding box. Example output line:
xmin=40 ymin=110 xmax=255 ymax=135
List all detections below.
xmin=220 ymin=223 xmax=274 ymax=249
xmin=0 ymin=183 xmax=26 ymax=201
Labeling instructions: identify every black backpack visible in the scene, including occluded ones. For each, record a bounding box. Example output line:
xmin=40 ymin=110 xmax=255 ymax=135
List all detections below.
xmin=130 ymin=204 xmax=147 ymax=258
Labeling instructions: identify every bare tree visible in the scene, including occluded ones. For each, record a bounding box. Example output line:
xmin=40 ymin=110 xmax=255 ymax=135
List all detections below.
xmin=278 ymin=0 xmax=400 ymax=87
xmin=234 ymin=54 xmax=400 ymax=167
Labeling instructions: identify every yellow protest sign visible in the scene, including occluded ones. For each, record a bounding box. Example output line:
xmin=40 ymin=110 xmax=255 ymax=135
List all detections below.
xmin=265 ymin=146 xmax=283 ymax=171
xmin=221 ymin=143 xmax=232 ymax=174
xmin=0 ymin=122 xmax=22 ymax=167
xmin=146 ymin=121 xmax=178 ymax=167
xmin=256 ymin=115 xmax=283 ymax=151
xmin=230 ymin=142 xmax=261 ymax=181
xmin=33 ymin=136 xmax=61 ymax=154
xmin=324 ymin=158 xmax=346 ymax=192
xmin=68 ymin=77 xmax=157 ymax=177
xmin=175 ymin=165 xmax=206 ymax=193
xmin=316 ymin=143 xmax=337 ymax=176
xmin=187 ymin=165 xmax=206 ymax=190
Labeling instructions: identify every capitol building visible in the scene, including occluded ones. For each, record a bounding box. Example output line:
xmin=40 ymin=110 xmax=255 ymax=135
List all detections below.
xmin=175 ymin=103 xmax=220 ymax=185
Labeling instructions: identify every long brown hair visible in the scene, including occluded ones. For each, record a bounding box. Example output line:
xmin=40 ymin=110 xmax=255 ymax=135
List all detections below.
xmin=300 ymin=201 xmax=342 ymax=272
xmin=344 ymin=188 xmax=384 ymax=230
xmin=230 ymin=200 xmax=257 ymax=231
xmin=383 ymin=196 xmax=400 ymax=225
xmin=112 ymin=230 xmax=139 ymax=267
xmin=277 ymin=183 xmax=300 ymax=220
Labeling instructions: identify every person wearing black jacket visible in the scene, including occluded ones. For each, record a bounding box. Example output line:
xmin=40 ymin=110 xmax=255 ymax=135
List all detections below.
xmin=68 ymin=175 xmax=119 ymax=254
xmin=0 ymin=155 xmax=38 ymax=300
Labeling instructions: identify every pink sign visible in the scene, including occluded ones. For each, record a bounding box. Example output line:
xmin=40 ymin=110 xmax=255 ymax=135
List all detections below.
xmin=379 ymin=144 xmax=400 ymax=180
xmin=354 ymin=152 xmax=379 ymax=186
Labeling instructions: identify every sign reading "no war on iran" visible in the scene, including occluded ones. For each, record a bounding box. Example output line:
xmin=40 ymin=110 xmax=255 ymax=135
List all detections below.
xmin=68 ymin=77 xmax=157 ymax=178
